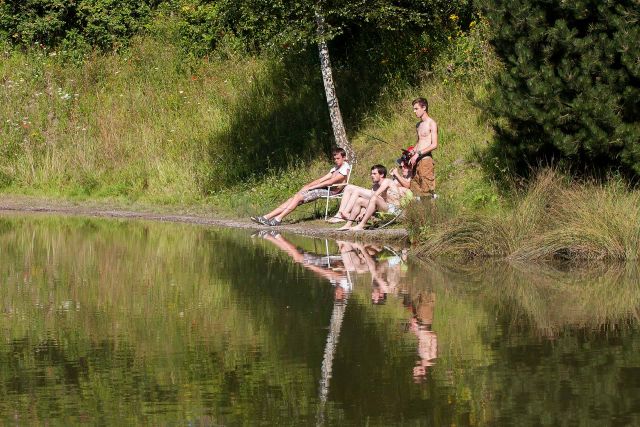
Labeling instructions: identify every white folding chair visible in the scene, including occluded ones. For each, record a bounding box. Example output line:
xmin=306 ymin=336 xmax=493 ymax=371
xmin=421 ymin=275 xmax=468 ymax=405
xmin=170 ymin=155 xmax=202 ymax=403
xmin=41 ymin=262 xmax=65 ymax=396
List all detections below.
xmin=316 ymin=162 xmax=354 ymax=220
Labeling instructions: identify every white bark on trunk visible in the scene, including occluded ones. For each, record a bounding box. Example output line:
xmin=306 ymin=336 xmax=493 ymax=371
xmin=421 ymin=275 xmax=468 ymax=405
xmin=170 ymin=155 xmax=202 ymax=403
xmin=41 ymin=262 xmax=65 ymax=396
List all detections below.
xmin=315 ymin=11 xmax=356 ymax=163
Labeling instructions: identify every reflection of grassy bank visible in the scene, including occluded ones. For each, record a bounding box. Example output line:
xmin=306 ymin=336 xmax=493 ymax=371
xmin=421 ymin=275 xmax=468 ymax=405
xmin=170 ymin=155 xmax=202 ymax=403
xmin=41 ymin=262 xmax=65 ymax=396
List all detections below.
xmin=2 ymin=215 xmax=640 ymax=425
xmin=411 ymin=170 xmax=640 ymax=261
xmin=410 ymin=257 xmax=640 ymax=425
xmin=0 ymin=216 xmax=322 ymax=424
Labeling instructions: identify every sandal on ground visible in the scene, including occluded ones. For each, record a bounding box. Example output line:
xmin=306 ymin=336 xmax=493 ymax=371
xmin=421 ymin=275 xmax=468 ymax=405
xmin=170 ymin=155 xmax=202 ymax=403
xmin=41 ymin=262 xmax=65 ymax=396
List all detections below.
xmin=326 ymin=215 xmax=346 ymax=223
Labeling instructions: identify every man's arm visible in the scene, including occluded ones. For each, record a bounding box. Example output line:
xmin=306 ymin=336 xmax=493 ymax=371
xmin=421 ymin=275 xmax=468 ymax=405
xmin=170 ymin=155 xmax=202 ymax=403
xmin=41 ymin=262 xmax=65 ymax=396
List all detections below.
xmin=391 ymin=168 xmax=411 ymax=188
xmin=300 ymin=171 xmax=334 ymax=191
xmin=305 ymin=169 xmax=349 ymax=191
xmin=371 ymin=178 xmax=390 ymax=200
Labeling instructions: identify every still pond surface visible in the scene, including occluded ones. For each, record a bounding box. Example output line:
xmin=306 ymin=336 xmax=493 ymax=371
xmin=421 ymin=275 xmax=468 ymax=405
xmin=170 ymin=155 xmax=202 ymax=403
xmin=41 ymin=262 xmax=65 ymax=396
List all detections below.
xmin=1 ymin=213 xmax=640 ymax=425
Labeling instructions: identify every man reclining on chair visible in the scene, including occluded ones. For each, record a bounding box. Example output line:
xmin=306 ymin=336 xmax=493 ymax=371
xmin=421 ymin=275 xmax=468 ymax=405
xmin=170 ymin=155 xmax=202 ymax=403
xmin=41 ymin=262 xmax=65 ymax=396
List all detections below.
xmin=338 ymin=164 xmax=403 ymax=231
xmin=251 ymin=148 xmax=351 ymax=226
xmin=328 ymin=160 xmax=412 ymax=224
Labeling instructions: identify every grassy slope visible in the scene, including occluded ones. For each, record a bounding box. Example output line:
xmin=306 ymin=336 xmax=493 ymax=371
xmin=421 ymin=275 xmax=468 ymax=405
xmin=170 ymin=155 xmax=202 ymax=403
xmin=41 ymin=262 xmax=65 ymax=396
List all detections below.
xmin=0 ymin=29 xmax=498 ymax=214
xmin=2 ymin=27 xmax=639 ymax=261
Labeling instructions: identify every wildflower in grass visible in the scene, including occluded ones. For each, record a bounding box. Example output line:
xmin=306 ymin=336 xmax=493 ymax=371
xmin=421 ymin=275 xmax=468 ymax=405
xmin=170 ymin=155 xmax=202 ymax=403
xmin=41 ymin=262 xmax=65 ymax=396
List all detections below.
xmin=449 ymin=14 xmax=459 ymax=22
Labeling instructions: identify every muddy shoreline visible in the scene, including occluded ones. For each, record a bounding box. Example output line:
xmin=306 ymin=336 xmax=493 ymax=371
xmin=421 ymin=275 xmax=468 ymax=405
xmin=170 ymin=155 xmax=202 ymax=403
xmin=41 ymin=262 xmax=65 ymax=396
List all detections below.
xmin=0 ymin=195 xmax=408 ymax=243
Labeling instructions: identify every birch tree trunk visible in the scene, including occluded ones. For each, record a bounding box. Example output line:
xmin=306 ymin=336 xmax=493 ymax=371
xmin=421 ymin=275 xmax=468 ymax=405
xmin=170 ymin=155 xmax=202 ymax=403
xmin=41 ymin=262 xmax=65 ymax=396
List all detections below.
xmin=315 ymin=11 xmax=356 ymax=163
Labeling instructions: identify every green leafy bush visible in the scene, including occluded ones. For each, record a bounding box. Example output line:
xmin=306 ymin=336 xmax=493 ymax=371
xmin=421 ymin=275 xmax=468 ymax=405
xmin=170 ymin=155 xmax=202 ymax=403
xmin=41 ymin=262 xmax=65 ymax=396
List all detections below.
xmin=0 ymin=0 xmax=157 ymax=51
xmin=482 ymin=0 xmax=640 ymax=177
xmin=174 ymin=0 xmax=475 ymax=58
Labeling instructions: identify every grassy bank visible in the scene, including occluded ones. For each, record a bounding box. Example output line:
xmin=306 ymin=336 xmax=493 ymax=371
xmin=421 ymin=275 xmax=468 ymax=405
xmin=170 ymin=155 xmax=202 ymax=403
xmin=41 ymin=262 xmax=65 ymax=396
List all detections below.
xmin=2 ymin=23 xmax=639 ymax=261
xmin=409 ymin=169 xmax=640 ymax=261
xmin=0 ymin=17 xmax=497 ymax=213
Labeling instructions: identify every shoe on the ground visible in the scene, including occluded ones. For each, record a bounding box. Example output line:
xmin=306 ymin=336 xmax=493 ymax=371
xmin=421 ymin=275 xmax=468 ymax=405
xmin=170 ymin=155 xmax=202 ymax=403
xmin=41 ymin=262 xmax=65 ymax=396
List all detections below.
xmin=267 ymin=218 xmax=281 ymax=226
xmin=250 ymin=215 xmax=264 ymax=224
xmin=253 ymin=216 xmax=271 ymax=225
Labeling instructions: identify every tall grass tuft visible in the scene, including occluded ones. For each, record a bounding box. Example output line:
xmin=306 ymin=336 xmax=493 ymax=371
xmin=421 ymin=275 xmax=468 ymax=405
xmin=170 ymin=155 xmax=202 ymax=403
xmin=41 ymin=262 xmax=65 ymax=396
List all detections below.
xmin=412 ymin=169 xmax=640 ymax=261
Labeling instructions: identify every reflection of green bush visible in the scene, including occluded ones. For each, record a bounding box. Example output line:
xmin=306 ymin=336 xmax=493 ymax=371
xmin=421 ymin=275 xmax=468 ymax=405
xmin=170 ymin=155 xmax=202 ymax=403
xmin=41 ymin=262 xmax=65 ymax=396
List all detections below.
xmin=413 ymin=169 xmax=640 ymax=261
xmin=2 ymin=216 xmax=640 ymax=424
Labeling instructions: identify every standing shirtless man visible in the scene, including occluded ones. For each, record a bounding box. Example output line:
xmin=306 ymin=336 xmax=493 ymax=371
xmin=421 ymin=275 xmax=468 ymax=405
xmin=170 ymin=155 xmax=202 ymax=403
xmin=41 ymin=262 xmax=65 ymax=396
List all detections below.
xmin=408 ymin=98 xmax=438 ymax=197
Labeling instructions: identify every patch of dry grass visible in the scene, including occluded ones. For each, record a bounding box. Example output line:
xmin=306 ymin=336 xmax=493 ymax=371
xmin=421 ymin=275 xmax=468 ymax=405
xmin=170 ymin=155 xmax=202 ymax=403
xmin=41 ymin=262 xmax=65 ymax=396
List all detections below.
xmin=412 ymin=169 xmax=640 ymax=261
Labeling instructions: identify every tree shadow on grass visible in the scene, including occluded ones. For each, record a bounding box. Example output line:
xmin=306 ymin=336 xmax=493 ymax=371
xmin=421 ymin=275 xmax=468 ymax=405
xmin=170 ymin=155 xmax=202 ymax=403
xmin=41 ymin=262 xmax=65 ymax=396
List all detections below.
xmin=204 ymin=28 xmax=428 ymax=192
xmin=202 ymin=52 xmax=332 ymax=191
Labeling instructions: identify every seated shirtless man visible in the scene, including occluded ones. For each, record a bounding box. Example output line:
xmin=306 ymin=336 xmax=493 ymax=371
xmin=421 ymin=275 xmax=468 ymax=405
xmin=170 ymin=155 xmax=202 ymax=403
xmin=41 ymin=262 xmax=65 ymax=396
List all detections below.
xmin=390 ymin=160 xmax=413 ymax=195
xmin=328 ymin=158 xmax=412 ymax=224
xmin=338 ymin=164 xmax=403 ymax=231
xmin=328 ymin=164 xmax=388 ymax=224
xmin=251 ymin=148 xmax=350 ymax=226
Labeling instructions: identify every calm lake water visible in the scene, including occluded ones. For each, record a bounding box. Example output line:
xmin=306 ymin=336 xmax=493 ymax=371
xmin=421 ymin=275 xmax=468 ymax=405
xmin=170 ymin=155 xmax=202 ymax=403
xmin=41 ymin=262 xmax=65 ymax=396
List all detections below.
xmin=1 ymin=213 xmax=640 ymax=425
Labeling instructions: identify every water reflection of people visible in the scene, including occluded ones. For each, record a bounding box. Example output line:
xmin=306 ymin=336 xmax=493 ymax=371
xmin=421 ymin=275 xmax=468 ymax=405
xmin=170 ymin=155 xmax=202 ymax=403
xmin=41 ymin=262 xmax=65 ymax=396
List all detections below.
xmin=257 ymin=231 xmax=352 ymax=300
xmin=407 ymin=291 xmax=438 ymax=382
xmin=353 ymin=242 xmax=438 ymax=381
xmin=345 ymin=241 xmax=405 ymax=304
xmin=257 ymin=232 xmax=437 ymax=382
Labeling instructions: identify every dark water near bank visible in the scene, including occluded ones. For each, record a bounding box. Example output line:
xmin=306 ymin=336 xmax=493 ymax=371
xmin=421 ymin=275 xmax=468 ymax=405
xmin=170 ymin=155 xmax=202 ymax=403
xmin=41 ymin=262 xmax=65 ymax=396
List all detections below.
xmin=1 ymin=214 xmax=640 ymax=425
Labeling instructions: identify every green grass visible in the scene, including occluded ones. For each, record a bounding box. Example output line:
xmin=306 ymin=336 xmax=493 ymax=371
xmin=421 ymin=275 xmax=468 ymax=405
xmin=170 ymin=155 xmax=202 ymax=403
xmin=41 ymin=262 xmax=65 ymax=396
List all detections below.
xmin=0 ymin=34 xmax=273 ymax=204
xmin=0 ymin=19 xmax=499 ymax=217
xmin=2 ymin=22 xmax=640 ymax=262
xmin=410 ymin=169 xmax=640 ymax=261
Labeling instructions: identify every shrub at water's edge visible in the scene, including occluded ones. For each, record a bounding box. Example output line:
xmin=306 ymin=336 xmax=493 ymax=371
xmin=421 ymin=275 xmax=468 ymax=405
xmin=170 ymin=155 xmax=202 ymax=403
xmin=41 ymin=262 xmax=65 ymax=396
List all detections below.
xmin=409 ymin=169 xmax=640 ymax=261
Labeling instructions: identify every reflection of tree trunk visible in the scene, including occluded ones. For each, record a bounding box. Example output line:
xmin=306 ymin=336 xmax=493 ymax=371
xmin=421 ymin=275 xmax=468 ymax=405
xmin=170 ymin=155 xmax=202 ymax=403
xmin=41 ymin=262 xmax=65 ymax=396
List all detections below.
xmin=315 ymin=11 xmax=356 ymax=163
xmin=316 ymin=297 xmax=348 ymax=426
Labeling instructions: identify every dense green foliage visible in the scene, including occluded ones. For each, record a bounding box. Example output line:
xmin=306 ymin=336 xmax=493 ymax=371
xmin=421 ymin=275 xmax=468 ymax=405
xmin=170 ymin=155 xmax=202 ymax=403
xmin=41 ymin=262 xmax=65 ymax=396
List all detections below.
xmin=175 ymin=0 xmax=477 ymax=98
xmin=0 ymin=0 xmax=158 ymax=52
xmin=175 ymin=0 xmax=474 ymax=54
xmin=483 ymin=0 xmax=640 ymax=177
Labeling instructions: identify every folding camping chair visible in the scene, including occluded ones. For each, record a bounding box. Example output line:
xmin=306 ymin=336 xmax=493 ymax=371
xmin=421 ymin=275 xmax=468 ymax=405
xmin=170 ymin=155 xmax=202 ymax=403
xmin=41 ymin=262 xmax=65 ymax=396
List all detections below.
xmin=315 ymin=162 xmax=355 ymax=220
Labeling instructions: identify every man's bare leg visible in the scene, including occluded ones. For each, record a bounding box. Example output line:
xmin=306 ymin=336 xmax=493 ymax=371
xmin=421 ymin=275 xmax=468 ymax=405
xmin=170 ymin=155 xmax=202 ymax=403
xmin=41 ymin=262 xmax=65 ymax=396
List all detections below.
xmin=336 ymin=185 xmax=359 ymax=214
xmin=272 ymin=192 xmax=305 ymax=222
xmin=327 ymin=185 xmax=366 ymax=222
xmin=351 ymin=197 xmax=388 ymax=230
xmin=338 ymin=197 xmax=369 ymax=230
xmin=264 ymin=196 xmax=296 ymax=220
xmin=340 ymin=187 xmax=373 ymax=219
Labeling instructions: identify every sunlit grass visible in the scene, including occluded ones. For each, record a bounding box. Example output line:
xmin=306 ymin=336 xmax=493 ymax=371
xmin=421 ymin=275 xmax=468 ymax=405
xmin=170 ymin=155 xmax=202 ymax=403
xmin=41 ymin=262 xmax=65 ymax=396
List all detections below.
xmin=411 ymin=169 xmax=640 ymax=261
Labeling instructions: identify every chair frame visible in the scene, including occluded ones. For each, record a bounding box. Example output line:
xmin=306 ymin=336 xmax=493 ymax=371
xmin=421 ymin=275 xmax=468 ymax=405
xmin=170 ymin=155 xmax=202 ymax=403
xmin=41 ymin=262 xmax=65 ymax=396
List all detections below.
xmin=315 ymin=162 xmax=354 ymax=220
xmin=371 ymin=208 xmax=403 ymax=229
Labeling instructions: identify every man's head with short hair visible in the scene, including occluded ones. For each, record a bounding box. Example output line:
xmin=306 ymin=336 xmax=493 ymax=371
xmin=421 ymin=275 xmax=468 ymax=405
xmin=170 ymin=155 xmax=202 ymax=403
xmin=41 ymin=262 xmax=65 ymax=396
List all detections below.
xmin=412 ymin=97 xmax=428 ymax=112
xmin=370 ymin=164 xmax=387 ymax=184
xmin=332 ymin=147 xmax=346 ymax=158
xmin=332 ymin=147 xmax=347 ymax=167
xmin=371 ymin=164 xmax=387 ymax=178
